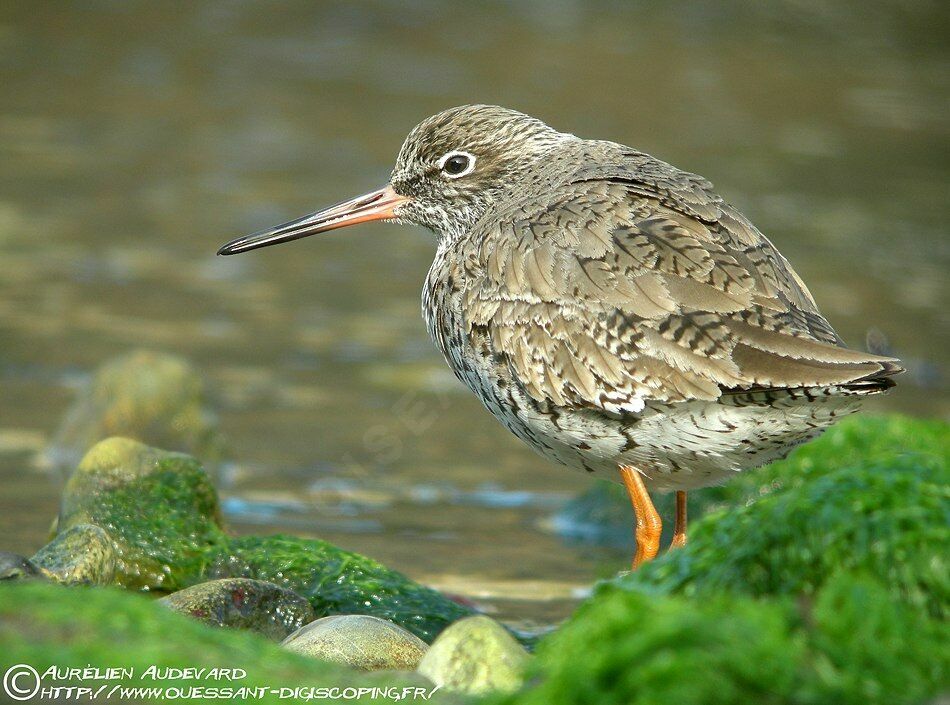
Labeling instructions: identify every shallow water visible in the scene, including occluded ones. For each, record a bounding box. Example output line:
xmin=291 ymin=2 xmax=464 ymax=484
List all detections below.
xmin=0 ymin=1 xmax=947 ymax=628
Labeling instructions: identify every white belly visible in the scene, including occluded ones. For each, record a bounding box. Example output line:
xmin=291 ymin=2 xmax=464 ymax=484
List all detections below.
xmin=466 ymin=356 xmax=863 ymax=492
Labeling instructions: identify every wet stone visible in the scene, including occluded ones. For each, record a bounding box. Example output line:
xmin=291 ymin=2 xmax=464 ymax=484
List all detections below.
xmin=57 ymin=437 xmax=224 ymax=590
xmin=40 ymin=350 xmax=224 ymax=475
xmin=281 ymin=615 xmax=428 ymax=671
xmin=204 ymin=534 xmax=472 ymax=643
xmin=31 ymin=524 xmax=116 ymax=585
xmin=416 ymin=615 xmax=530 ymax=694
xmin=160 ymin=578 xmax=314 ymax=640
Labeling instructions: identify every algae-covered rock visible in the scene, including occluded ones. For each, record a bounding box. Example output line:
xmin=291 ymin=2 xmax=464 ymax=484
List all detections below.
xmin=417 ymin=615 xmax=530 ymax=694
xmin=31 ymin=524 xmax=116 ymax=585
xmin=501 ymin=588 xmax=802 ymax=705
xmin=41 ymin=350 xmax=225 ymax=474
xmin=498 ymin=572 xmax=948 ymax=705
xmin=282 ymin=615 xmax=428 ymax=671
xmin=802 ymin=571 xmax=949 ymax=705
xmin=0 ymin=552 xmax=43 ymax=581
xmin=0 ymin=581 xmax=433 ymax=704
xmin=204 ymin=535 xmax=473 ymax=643
xmin=53 ymin=438 xmax=471 ymax=639
xmin=58 ymin=437 xmax=225 ymax=590
xmin=613 ymin=440 xmax=948 ymax=618
xmin=159 ymin=578 xmax=314 ymax=640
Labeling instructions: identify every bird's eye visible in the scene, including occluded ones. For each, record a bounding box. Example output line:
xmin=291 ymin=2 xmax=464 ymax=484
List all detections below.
xmin=438 ymin=151 xmax=476 ymax=178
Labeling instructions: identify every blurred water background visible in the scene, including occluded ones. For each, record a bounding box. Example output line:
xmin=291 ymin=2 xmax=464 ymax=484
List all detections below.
xmin=1 ymin=1 xmax=947 ymax=628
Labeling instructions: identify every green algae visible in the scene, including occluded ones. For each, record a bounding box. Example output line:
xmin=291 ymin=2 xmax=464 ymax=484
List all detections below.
xmin=494 ymin=572 xmax=947 ymax=705
xmin=58 ymin=438 xmax=226 ymax=591
xmin=53 ymin=437 xmax=471 ymax=642
xmin=503 ymin=589 xmax=803 ymax=705
xmin=203 ymin=535 xmax=473 ymax=643
xmin=0 ymin=581 xmax=434 ymax=704
xmin=801 ymin=571 xmax=947 ymax=705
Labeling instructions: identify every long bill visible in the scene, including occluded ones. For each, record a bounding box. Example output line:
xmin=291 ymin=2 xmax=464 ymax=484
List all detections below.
xmin=217 ymin=184 xmax=410 ymax=255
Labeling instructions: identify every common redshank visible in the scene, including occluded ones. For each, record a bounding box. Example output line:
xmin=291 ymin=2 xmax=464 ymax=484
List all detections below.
xmin=219 ymin=105 xmax=902 ymax=567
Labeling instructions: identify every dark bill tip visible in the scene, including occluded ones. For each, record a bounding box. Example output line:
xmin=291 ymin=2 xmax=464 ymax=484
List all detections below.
xmin=217 ymin=185 xmax=409 ymax=256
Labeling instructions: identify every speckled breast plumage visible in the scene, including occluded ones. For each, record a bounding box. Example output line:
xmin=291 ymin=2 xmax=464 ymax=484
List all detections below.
xmin=422 ymin=146 xmax=898 ymax=492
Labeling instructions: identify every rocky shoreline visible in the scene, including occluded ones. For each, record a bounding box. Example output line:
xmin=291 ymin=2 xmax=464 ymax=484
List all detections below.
xmin=3 ymin=434 xmax=530 ymax=696
xmin=0 ymin=352 xmax=946 ymax=703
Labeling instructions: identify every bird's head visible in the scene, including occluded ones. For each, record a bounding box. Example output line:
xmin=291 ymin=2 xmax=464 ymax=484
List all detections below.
xmin=389 ymin=105 xmax=573 ymax=237
xmin=218 ymin=105 xmax=573 ymax=255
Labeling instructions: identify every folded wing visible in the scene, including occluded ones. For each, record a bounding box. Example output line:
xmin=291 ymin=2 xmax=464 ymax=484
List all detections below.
xmin=463 ymin=175 xmax=902 ymax=413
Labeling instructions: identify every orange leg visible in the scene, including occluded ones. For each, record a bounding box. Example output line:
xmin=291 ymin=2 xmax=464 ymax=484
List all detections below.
xmin=618 ymin=465 xmax=662 ymax=569
xmin=670 ymin=490 xmax=687 ymax=549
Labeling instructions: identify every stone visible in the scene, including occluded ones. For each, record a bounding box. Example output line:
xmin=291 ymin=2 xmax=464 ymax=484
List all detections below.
xmin=58 ymin=437 xmax=224 ymax=590
xmin=31 ymin=524 xmax=116 ymax=585
xmin=416 ymin=615 xmax=530 ymax=694
xmin=612 ymin=417 xmax=949 ymax=619
xmin=40 ymin=350 xmax=224 ymax=475
xmin=281 ymin=615 xmax=428 ymax=671
xmin=160 ymin=578 xmax=314 ymax=640
xmin=54 ymin=439 xmax=473 ymax=638
xmin=204 ymin=534 xmax=472 ymax=643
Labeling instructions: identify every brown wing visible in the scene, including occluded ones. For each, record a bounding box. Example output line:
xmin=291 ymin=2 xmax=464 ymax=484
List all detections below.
xmin=462 ymin=174 xmax=901 ymax=413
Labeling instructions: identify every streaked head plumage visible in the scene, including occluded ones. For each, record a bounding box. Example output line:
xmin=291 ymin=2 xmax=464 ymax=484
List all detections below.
xmin=391 ymin=105 xmax=575 ymax=237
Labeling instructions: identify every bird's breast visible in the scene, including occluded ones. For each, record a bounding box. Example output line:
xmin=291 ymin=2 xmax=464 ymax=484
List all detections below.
xmin=422 ymin=244 xmax=465 ymax=368
xmin=422 ymin=240 xmax=502 ymax=399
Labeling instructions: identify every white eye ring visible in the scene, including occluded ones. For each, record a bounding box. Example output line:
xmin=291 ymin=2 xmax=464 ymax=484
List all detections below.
xmin=437 ymin=150 xmax=476 ymax=179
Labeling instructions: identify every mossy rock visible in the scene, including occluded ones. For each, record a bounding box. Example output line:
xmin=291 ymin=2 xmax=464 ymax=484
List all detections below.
xmin=612 ymin=426 xmax=948 ymax=618
xmin=57 ymin=437 xmax=226 ymax=591
xmin=202 ymin=535 xmax=473 ymax=643
xmin=495 ymin=572 xmax=947 ymax=705
xmin=0 ymin=581 xmax=435 ymax=704
xmin=54 ymin=438 xmax=472 ymax=642
xmin=41 ymin=350 xmax=225 ymax=474
xmin=493 ymin=416 xmax=948 ymax=705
